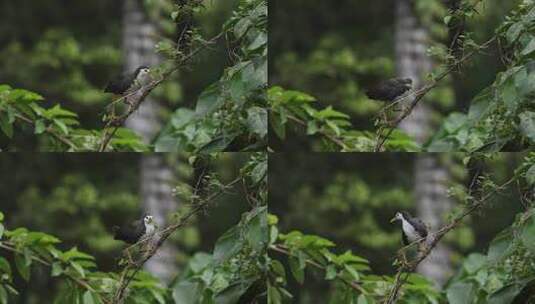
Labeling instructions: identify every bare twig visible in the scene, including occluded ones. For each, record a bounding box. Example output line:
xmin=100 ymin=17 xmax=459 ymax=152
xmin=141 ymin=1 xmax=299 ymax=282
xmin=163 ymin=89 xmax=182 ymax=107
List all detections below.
xmin=374 ymin=36 xmax=497 ymax=152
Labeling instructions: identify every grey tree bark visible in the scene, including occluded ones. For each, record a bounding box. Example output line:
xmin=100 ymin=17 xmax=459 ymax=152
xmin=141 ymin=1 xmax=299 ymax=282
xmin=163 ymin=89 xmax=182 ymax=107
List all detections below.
xmin=395 ymin=0 xmax=453 ymax=287
xmin=123 ymin=0 xmax=178 ymax=283
xmin=413 ymin=155 xmax=454 ymax=287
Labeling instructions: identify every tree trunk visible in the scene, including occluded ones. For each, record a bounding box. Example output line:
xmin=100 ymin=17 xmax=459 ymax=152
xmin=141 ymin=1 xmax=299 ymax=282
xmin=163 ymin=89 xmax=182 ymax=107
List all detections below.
xmin=395 ymin=0 xmax=432 ymax=144
xmin=123 ymin=0 xmax=178 ymax=283
xmin=396 ymin=0 xmax=453 ymax=287
xmin=139 ymin=155 xmax=178 ymax=283
xmin=413 ymin=155 xmax=453 ymax=287
xmin=123 ymin=0 xmax=161 ymax=142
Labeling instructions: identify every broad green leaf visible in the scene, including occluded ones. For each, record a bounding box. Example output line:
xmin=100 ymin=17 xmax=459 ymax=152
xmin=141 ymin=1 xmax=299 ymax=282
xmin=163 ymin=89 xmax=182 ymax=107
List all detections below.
xmin=34 ymin=119 xmax=46 ymax=134
xmin=521 ymin=217 xmax=535 ymax=253
xmin=487 ymin=282 xmax=528 ymax=304
xmin=526 ymin=165 xmax=535 ymax=185
xmin=519 ymin=111 xmax=535 ymax=142
xmin=0 ymin=286 xmax=6 ymax=304
xmin=288 ymin=256 xmax=304 ymax=284
xmin=463 ymin=253 xmax=486 ymax=274
xmin=51 ymin=262 xmax=63 ymax=277
xmin=246 ymin=107 xmax=267 ymax=138
xmin=213 ymin=226 xmax=242 ymax=263
xmin=173 ymin=281 xmax=200 ymax=304
xmin=487 ymin=229 xmax=513 ymax=263
xmin=325 ymin=264 xmax=337 ymax=280
xmin=0 ymin=112 xmax=13 ymax=138
xmin=14 ymin=254 xmax=30 ymax=281
xmin=0 ymin=257 xmax=11 ymax=276
xmin=446 ymin=282 xmax=474 ymax=304
xmin=82 ymin=291 xmax=95 ymax=304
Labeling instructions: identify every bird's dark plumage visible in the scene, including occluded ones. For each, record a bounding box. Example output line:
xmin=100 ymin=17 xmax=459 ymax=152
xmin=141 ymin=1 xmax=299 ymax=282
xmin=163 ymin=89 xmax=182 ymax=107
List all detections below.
xmin=112 ymin=218 xmax=146 ymax=244
xmin=400 ymin=211 xmax=428 ymax=239
xmin=366 ymin=78 xmax=412 ymax=102
xmin=104 ymin=66 xmax=149 ymax=94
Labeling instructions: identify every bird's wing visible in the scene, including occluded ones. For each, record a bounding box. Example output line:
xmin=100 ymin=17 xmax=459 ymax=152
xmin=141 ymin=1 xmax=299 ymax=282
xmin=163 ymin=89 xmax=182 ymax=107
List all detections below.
xmin=104 ymin=71 xmax=137 ymax=94
xmin=401 ymin=230 xmax=409 ymax=246
xmin=411 ymin=218 xmax=428 ymax=238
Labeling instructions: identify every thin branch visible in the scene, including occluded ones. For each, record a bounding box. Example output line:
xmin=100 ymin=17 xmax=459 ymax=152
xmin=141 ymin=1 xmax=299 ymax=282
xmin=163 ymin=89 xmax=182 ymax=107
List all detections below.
xmin=384 ymin=175 xmax=515 ymax=304
xmin=374 ymin=36 xmax=497 ymax=152
xmin=111 ymin=177 xmax=241 ymax=303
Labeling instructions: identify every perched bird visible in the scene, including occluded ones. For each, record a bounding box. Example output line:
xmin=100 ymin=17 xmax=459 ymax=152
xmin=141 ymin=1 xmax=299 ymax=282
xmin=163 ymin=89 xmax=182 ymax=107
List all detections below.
xmin=366 ymin=78 xmax=412 ymax=102
xmin=112 ymin=214 xmax=157 ymax=244
xmin=104 ymin=66 xmax=152 ymax=104
xmin=390 ymin=211 xmax=428 ymax=246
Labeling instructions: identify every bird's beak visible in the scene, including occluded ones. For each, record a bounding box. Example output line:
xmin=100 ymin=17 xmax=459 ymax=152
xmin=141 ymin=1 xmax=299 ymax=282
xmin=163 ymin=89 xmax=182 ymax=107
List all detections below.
xmin=390 ymin=217 xmax=396 ymax=223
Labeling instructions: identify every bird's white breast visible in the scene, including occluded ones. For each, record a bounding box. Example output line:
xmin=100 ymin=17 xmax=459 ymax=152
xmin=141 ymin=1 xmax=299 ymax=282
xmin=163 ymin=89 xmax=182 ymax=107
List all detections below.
xmin=145 ymin=223 xmax=156 ymax=235
xmin=402 ymin=219 xmax=420 ymax=242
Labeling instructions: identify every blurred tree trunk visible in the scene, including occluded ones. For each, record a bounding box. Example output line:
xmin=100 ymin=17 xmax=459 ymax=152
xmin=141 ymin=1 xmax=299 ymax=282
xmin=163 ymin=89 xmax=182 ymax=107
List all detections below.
xmin=123 ymin=0 xmax=178 ymax=283
xmin=413 ymin=155 xmax=454 ymax=287
xmin=139 ymin=155 xmax=178 ymax=283
xmin=394 ymin=0 xmax=431 ymax=144
xmin=123 ymin=0 xmax=161 ymax=141
xmin=396 ymin=0 xmax=453 ymax=286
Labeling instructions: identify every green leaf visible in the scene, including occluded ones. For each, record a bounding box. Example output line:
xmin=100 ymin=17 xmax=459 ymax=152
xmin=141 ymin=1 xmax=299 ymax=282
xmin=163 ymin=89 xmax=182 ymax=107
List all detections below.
xmin=0 ymin=257 xmax=11 ymax=276
xmin=446 ymin=282 xmax=475 ymax=304
xmin=82 ymin=291 xmax=95 ymax=304
xmin=506 ymin=22 xmax=524 ymax=43
xmin=0 ymin=285 xmax=7 ymax=304
xmin=267 ymin=284 xmax=282 ymax=304
xmin=270 ymin=113 xmax=286 ymax=139
xmin=173 ymin=281 xmax=200 ymax=304
xmin=288 ymin=256 xmax=304 ymax=284
xmin=526 ymin=165 xmax=535 ymax=185
xmin=487 ymin=229 xmax=513 ymax=263
xmin=51 ymin=262 xmax=63 ymax=277
xmin=0 ymin=112 xmax=13 ymax=138
xmin=521 ymin=217 xmax=535 ymax=254
xmin=521 ymin=38 xmax=535 ymax=56
xmin=325 ymin=264 xmax=337 ymax=280
xmin=463 ymin=253 xmax=486 ymax=274
xmin=53 ymin=119 xmax=69 ymax=135
xmin=0 ymin=212 xmax=3 ymax=221
xmin=14 ymin=254 xmax=30 ymax=281
xmin=487 ymin=283 xmax=527 ymax=304
xmin=519 ymin=111 xmax=535 ymax=143
xmin=213 ymin=226 xmax=242 ymax=263
xmin=246 ymin=107 xmax=267 ymax=138
xmin=34 ymin=119 xmax=46 ymax=134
